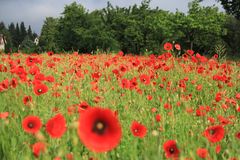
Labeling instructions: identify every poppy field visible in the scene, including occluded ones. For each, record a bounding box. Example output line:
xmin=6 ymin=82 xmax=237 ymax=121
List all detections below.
xmin=0 ymin=44 xmax=240 ymax=160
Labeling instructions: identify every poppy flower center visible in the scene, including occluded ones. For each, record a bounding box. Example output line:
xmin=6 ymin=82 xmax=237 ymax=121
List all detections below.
xmin=81 ymin=105 xmax=88 ymax=109
xmin=28 ymin=122 xmax=34 ymax=129
xmin=169 ymin=147 xmax=175 ymax=154
xmin=38 ymin=89 xmax=42 ymax=93
xmin=134 ymin=129 xmax=139 ymax=133
xmin=210 ymin=129 xmax=215 ymax=135
xmin=93 ymin=121 xmax=106 ymax=135
xmin=29 ymin=59 xmax=33 ymax=62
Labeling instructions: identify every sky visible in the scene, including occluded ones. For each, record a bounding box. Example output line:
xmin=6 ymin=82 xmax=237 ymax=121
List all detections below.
xmin=0 ymin=0 xmax=223 ymax=35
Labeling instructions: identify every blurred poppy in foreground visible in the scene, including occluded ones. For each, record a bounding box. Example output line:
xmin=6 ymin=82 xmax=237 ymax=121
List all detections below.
xmin=78 ymin=107 xmax=122 ymax=152
xmin=32 ymin=142 xmax=46 ymax=157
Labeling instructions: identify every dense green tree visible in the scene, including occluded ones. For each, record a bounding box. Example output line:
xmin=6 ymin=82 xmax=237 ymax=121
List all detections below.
xmin=20 ymin=22 xmax=27 ymax=43
xmin=223 ymin=17 xmax=240 ymax=55
xmin=27 ymin=25 xmax=33 ymax=40
xmin=15 ymin=23 xmax=21 ymax=48
xmin=36 ymin=0 xmax=239 ymax=55
xmin=175 ymin=0 xmax=227 ymax=53
xmin=218 ymin=0 xmax=240 ymax=20
xmin=57 ymin=2 xmax=88 ymax=51
xmin=19 ymin=35 xmax=38 ymax=53
xmin=39 ymin=17 xmax=59 ymax=51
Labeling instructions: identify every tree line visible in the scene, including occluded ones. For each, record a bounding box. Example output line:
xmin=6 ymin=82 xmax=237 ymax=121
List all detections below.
xmin=0 ymin=21 xmax=38 ymax=52
xmin=39 ymin=0 xmax=240 ymax=55
xmin=1 ymin=0 xmax=240 ymax=56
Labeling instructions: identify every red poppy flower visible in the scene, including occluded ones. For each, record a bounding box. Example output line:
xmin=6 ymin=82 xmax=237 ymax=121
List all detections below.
xmin=32 ymin=142 xmax=46 ymax=157
xmin=23 ymin=96 xmax=32 ymax=105
xmin=236 ymin=93 xmax=240 ymax=100
xmin=66 ymin=153 xmax=74 ymax=160
xmin=121 ymin=78 xmax=130 ymax=89
xmin=118 ymin=51 xmax=124 ymax=56
xmin=91 ymin=72 xmax=102 ymax=80
xmin=204 ymin=125 xmax=224 ymax=143
xmin=45 ymin=114 xmax=67 ymax=138
xmin=34 ymin=73 xmax=45 ymax=81
xmin=131 ymin=121 xmax=147 ymax=138
xmin=235 ymin=131 xmax=240 ymax=140
xmin=33 ymin=83 xmax=48 ymax=96
xmin=0 ymin=112 xmax=9 ymax=119
xmin=78 ymin=102 xmax=90 ymax=113
xmin=174 ymin=44 xmax=181 ymax=50
xmin=187 ymin=49 xmax=194 ymax=56
xmin=119 ymin=65 xmax=127 ymax=72
xmin=78 ymin=107 xmax=122 ymax=152
xmin=29 ymin=65 xmax=40 ymax=75
xmin=140 ymin=74 xmax=150 ymax=85
xmin=26 ymin=56 xmax=37 ymax=66
xmin=197 ymin=148 xmax=208 ymax=159
xmin=45 ymin=75 xmax=55 ymax=83
xmin=163 ymin=140 xmax=180 ymax=159
xmin=22 ymin=116 xmax=42 ymax=134
xmin=10 ymin=78 xmax=18 ymax=88
xmin=155 ymin=114 xmax=161 ymax=122
xmin=216 ymin=144 xmax=221 ymax=154
xmin=164 ymin=42 xmax=173 ymax=51
xmin=47 ymin=51 xmax=54 ymax=56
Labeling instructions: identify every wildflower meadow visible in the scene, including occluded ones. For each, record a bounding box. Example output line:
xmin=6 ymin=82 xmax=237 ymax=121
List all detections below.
xmin=0 ymin=43 xmax=240 ymax=160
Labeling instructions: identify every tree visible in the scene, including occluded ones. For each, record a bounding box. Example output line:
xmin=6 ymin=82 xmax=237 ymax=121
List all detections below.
xmin=218 ymin=0 xmax=240 ymax=20
xmin=174 ymin=0 xmax=227 ymax=53
xmin=19 ymin=35 xmax=37 ymax=53
xmin=223 ymin=17 xmax=240 ymax=55
xmin=39 ymin=17 xmax=59 ymax=51
xmin=20 ymin=22 xmax=27 ymax=43
xmin=15 ymin=23 xmax=21 ymax=48
xmin=57 ymin=2 xmax=88 ymax=51
xmin=27 ymin=25 xmax=33 ymax=40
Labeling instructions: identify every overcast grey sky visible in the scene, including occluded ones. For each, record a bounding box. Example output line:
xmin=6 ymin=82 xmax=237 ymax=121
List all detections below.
xmin=0 ymin=0 xmax=223 ymax=34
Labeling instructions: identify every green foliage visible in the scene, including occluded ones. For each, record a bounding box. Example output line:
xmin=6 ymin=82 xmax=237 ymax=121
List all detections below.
xmin=39 ymin=17 xmax=60 ymax=52
xmin=38 ymin=0 xmax=232 ymax=55
xmin=223 ymin=16 xmax=240 ymax=55
xmin=0 ymin=21 xmax=38 ymax=53
xmin=218 ymin=0 xmax=240 ymax=20
xmin=19 ymin=36 xmax=38 ymax=53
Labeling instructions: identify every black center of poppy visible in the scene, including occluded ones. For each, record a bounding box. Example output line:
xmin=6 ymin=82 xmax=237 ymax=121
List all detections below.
xmin=38 ymin=89 xmax=42 ymax=93
xmin=28 ymin=122 xmax=34 ymax=129
xmin=210 ymin=129 xmax=215 ymax=135
xmin=93 ymin=121 xmax=106 ymax=135
xmin=81 ymin=105 xmax=88 ymax=109
xmin=169 ymin=148 xmax=175 ymax=154
xmin=29 ymin=59 xmax=33 ymax=62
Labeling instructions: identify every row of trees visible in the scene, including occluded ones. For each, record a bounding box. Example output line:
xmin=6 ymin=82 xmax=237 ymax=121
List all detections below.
xmin=1 ymin=0 xmax=239 ymax=55
xmin=39 ymin=0 xmax=240 ymax=55
xmin=0 ymin=21 xmax=38 ymax=52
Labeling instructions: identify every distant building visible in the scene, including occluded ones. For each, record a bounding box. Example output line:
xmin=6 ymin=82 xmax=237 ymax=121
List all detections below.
xmin=0 ymin=34 xmax=6 ymax=51
xmin=34 ymin=37 xmax=39 ymax=45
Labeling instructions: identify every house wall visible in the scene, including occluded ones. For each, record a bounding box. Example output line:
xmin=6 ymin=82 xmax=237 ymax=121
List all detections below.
xmin=0 ymin=35 xmax=5 ymax=51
